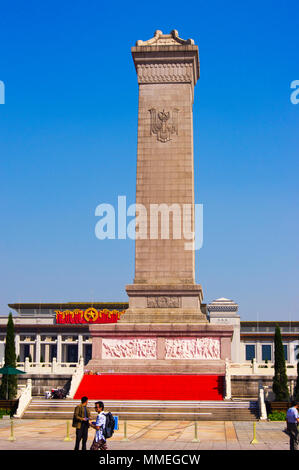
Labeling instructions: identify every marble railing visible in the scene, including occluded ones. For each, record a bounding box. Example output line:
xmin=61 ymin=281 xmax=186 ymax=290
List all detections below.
xmin=0 ymin=357 xmax=83 ymax=375
xmin=228 ymin=359 xmax=296 ymax=376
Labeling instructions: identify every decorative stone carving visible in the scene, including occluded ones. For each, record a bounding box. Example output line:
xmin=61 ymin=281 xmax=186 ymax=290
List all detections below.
xmin=147 ymin=296 xmax=181 ymax=308
xmin=165 ymin=338 xmax=220 ymax=359
xmin=135 ymin=29 xmax=195 ymax=47
xmin=137 ymin=63 xmax=193 ymax=84
xmin=102 ymin=338 xmax=157 ymax=359
xmin=148 ymin=108 xmax=179 ymax=143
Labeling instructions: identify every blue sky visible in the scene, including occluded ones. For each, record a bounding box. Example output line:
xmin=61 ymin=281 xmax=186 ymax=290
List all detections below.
xmin=0 ymin=0 xmax=298 ymax=321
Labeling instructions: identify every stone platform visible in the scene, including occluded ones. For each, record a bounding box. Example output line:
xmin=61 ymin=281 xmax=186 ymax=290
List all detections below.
xmin=86 ymin=322 xmax=233 ymax=376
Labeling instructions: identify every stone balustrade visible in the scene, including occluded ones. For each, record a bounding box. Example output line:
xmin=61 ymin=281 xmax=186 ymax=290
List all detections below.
xmin=0 ymin=357 xmax=83 ymax=375
xmin=67 ymin=357 xmax=84 ymax=398
xmin=228 ymin=359 xmax=297 ymax=376
xmin=14 ymin=378 xmax=32 ymax=418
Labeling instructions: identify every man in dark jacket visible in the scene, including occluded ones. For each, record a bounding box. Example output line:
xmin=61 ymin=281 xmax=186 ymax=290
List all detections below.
xmin=73 ymin=396 xmax=91 ymax=450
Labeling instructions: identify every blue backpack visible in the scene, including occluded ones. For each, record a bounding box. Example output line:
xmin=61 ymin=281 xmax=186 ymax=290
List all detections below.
xmin=103 ymin=412 xmax=115 ymax=439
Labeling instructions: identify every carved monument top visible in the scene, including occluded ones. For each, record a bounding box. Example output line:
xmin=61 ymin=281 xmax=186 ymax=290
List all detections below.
xmin=136 ymin=30 xmax=195 ymax=47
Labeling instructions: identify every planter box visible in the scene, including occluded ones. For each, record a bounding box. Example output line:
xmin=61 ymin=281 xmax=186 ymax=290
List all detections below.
xmin=269 ymin=401 xmax=291 ymax=413
xmin=0 ymin=400 xmax=19 ymax=413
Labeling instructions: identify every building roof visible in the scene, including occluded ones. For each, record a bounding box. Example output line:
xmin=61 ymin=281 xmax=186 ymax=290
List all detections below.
xmin=8 ymin=302 xmax=129 ymax=311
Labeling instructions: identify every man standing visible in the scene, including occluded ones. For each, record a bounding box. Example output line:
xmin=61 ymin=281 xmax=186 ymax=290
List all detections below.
xmin=286 ymin=401 xmax=299 ymax=450
xmin=90 ymin=401 xmax=108 ymax=451
xmin=73 ymin=396 xmax=91 ymax=451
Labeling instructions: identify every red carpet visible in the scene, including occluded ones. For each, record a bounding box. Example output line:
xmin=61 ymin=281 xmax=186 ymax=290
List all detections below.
xmin=74 ymin=374 xmax=224 ymax=400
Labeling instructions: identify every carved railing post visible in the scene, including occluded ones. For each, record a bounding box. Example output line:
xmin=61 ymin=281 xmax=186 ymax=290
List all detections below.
xmin=258 ymin=382 xmax=267 ymax=420
xmin=14 ymin=379 xmax=32 ymax=418
xmin=224 ymin=358 xmax=232 ymax=400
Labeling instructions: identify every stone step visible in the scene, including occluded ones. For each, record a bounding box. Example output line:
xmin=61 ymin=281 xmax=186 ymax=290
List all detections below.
xmin=84 ymin=361 xmax=226 ymax=374
xmin=22 ymin=399 xmax=259 ymax=421
xmin=23 ymin=412 xmax=257 ymax=421
xmin=27 ymin=399 xmax=258 ymax=408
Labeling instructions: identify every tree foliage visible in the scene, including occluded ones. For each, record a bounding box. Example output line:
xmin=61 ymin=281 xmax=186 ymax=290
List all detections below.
xmin=272 ymin=324 xmax=289 ymax=401
xmin=0 ymin=313 xmax=17 ymax=400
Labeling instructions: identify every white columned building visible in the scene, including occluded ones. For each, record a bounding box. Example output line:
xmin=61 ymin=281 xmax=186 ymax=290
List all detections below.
xmin=207 ymin=298 xmax=240 ymax=363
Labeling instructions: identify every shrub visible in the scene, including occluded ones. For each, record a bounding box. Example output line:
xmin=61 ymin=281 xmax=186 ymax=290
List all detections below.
xmin=0 ymin=408 xmax=10 ymax=419
xmin=268 ymin=410 xmax=286 ymax=421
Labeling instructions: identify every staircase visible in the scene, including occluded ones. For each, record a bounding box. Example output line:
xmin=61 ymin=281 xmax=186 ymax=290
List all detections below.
xmin=22 ymin=398 xmax=259 ymax=421
xmin=73 ymin=374 xmax=225 ymax=401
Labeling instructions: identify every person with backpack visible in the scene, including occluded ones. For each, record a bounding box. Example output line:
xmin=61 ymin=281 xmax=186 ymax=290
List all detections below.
xmin=90 ymin=401 xmax=108 ymax=450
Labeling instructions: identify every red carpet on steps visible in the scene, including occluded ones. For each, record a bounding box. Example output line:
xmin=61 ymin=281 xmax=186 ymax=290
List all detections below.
xmin=74 ymin=374 xmax=224 ymax=400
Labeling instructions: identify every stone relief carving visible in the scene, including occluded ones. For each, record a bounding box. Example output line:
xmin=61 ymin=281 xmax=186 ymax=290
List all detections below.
xmin=147 ymin=296 xmax=181 ymax=308
xmin=137 ymin=63 xmax=193 ymax=84
xmin=148 ymin=108 xmax=179 ymax=143
xmin=165 ymin=338 xmax=220 ymax=359
xmin=102 ymin=338 xmax=157 ymax=359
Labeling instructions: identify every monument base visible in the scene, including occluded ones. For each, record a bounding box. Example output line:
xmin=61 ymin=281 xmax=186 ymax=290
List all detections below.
xmin=86 ymin=322 xmax=233 ymax=376
xmin=85 ymin=313 xmax=233 ymax=399
xmin=122 ymin=283 xmax=207 ymax=323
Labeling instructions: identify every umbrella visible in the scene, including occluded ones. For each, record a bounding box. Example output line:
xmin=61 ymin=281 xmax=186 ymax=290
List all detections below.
xmin=0 ymin=366 xmax=26 ymax=400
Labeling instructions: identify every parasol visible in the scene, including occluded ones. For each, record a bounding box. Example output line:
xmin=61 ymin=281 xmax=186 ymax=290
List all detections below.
xmin=0 ymin=365 xmax=26 ymax=400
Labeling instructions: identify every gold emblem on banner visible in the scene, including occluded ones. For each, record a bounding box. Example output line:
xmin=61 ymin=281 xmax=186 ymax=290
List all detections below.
xmin=84 ymin=307 xmax=99 ymax=322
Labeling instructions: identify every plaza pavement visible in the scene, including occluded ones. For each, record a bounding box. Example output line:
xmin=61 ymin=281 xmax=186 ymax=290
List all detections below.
xmin=0 ymin=418 xmax=292 ymax=451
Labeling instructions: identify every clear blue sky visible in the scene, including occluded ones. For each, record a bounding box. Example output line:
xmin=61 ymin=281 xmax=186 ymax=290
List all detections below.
xmin=0 ymin=0 xmax=298 ymax=321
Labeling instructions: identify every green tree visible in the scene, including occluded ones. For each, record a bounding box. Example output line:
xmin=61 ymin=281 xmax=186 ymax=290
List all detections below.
xmin=272 ymin=324 xmax=289 ymax=401
xmin=0 ymin=313 xmax=17 ymax=399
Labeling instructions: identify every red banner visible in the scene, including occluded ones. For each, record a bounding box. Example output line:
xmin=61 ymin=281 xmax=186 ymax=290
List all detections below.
xmin=55 ymin=308 xmax=124 ymax=324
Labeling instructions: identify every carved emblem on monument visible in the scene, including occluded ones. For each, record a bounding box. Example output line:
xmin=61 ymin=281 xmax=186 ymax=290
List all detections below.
xmin=148 ymin=108 xmax=179 ymax=143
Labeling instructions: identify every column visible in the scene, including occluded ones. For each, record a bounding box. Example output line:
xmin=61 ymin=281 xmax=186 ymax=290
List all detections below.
xmin=45 ymin=344 xmax=50 ymax=362
xmin=78 ymin=334 xmax=83 ymax=362
xmin=15 ymin=334 xmax=20 ymax=360
xmin=30 ymin=344 xmax=35 ymax=361
xmin=256 ymin=342 xmax=262 ymax=364
xmin=35 ymin=334 xmax=41 ymax=362
xmin=57 ymin=334 xmax=62 ymax=363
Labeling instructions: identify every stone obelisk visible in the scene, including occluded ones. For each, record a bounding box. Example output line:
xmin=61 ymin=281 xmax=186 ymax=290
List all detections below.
xmin=87 ymin=31 xmax=233 ymax=376
xmin=122 ymin=29 xmax=207 ymax=323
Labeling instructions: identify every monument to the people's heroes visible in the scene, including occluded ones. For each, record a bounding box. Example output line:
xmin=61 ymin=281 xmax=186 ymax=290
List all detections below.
xmin=87 ymin=31 xmax=233 ymax=391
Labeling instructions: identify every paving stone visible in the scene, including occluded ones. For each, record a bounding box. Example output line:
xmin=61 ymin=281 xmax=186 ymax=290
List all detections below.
xmin=0 ymin=419 xmax=295 ymax=451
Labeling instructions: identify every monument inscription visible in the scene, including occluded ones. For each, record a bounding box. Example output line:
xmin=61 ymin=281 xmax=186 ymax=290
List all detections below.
xmin=147 ymin=296 xmax=181 ymax=308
